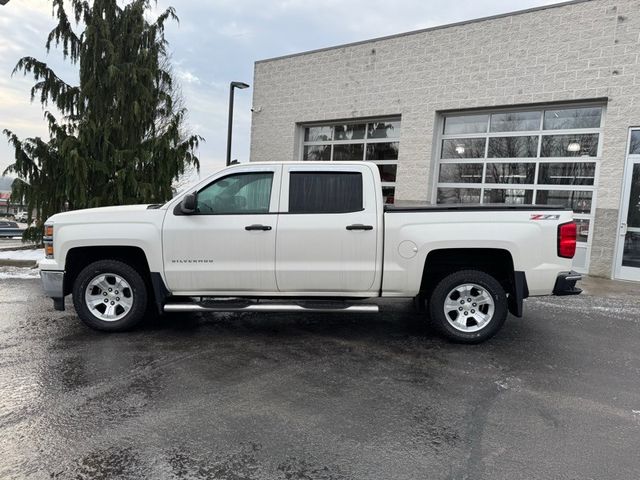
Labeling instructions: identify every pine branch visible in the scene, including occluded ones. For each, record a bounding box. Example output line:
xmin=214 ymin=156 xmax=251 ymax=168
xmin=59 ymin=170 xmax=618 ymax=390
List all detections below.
xmin=47 ymin=0 xmax=82 ymax=61
xmin=13 ymin=57 xmax=79 ymax=113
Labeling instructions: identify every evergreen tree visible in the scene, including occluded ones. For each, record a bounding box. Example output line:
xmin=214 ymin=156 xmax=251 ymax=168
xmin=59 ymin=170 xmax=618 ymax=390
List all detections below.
xmin=4 ymin=0 xmax=200 ymax=240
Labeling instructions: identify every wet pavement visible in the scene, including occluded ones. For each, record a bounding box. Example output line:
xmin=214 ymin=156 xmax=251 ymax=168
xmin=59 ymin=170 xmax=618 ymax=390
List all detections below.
xmin=0 ymin=276 xmax=639 ymax=479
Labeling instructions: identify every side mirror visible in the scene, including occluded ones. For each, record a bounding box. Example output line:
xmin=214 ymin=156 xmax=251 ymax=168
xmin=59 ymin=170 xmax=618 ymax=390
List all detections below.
xmin=180 ymin=193 xmax=197 ymax=214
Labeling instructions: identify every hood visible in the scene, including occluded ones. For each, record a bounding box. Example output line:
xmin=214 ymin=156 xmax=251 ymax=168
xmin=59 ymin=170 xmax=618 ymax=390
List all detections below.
xmin=47 ymin=204 xmax=160 ymax=224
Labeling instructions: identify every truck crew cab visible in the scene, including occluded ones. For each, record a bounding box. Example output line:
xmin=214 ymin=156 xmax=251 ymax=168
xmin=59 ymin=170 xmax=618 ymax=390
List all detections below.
xmin=40 ymin=162 xmax=581 ymax=343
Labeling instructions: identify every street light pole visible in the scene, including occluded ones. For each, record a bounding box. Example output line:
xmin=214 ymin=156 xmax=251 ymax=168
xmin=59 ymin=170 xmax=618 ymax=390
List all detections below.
xmin=226 ymin=81 xmax=250 ymax=167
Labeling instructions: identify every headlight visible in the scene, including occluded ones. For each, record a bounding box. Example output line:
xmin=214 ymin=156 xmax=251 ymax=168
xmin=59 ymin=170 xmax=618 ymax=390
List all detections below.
xmin=43 ymin=224 xmax=54 ymax=259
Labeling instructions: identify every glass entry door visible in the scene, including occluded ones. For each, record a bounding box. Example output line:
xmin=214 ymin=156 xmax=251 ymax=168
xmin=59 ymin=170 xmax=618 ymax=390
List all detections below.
xmin=615 ymin=129 xmax=640 ymax=281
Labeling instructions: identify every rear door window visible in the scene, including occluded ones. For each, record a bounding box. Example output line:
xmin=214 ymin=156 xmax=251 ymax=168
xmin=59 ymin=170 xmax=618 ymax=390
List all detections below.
xmin=289 ymin=172 xmax=363 ymax=214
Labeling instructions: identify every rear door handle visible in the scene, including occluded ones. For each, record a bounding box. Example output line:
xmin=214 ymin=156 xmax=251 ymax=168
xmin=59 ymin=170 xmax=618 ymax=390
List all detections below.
xmin=346 ymin=224 xmax=373 ymax=231
xmin=245 ymin=224 xmax=272 ymax=231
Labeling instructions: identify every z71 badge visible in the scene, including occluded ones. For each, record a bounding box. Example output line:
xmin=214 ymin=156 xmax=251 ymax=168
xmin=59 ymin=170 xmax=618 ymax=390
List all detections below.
xmin=530 ymin=214 xmax=560 ymax=220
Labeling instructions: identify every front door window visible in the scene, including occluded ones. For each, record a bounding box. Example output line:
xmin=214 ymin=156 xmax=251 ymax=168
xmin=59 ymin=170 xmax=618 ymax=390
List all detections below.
xmin=196 ymin=172 xmax=273 ymax=214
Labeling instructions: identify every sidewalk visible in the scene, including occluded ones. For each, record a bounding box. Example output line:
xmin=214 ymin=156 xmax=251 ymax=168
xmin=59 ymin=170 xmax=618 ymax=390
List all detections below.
xmin=579 ymin=274 xmax=639 ymax=300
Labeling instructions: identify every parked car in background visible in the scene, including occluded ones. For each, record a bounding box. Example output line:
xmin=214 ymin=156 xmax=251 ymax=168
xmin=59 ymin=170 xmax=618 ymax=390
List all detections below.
xmin=14 ymin=212 xmax=29 ymax=223
xmin=0 ymin=220 xmax=24 ymax=238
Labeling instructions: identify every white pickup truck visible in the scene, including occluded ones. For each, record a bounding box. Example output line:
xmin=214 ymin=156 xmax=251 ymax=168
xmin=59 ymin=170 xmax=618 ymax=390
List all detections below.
xmin=39 ymin=162 xmax=582 ymax=343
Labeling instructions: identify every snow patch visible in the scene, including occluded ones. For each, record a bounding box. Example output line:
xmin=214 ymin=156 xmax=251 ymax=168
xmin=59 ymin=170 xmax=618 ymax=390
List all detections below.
xmin=0 ymin=266 xmax=41 ymax=279
xmin=0 ymin=249 xmax=45 ymax=261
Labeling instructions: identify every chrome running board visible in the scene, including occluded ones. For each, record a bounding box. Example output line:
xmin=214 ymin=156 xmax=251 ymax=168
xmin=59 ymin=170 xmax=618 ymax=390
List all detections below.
xmin=163 ymin=301 xmax=379 ymax=314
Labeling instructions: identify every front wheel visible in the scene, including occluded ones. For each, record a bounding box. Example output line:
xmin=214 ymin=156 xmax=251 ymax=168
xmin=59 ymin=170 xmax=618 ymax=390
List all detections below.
xmin=428 ymin=270 xmax=508 ymax=344
xmin=72 ymin=259 xmax=148 ymax=332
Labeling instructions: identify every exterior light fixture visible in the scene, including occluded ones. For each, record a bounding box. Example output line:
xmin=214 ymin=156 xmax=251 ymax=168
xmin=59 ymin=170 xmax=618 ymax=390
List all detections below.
xmin=567 ymin=142 xmax=581 ymax=152
xmin=226 ymin=81 xmax=250 ymax=166
xmin=455 ymin=145 xmax=466 ymax=155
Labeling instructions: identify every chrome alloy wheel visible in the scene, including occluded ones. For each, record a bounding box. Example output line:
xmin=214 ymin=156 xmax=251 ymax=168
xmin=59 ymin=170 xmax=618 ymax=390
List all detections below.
xmin=84 ymin=273 xmax=134 ymax=322
xmin=443 ymin=283 xmax=495 ymax=333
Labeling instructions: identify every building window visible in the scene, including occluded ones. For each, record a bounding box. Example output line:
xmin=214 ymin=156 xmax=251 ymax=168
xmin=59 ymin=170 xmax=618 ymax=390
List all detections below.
xmin=301 ymin=118 xmax=400 ymax=203
xmin=630 ymin=130 xmax=640 ymax=155
xmin=435 ymin=104 xmax=604 ymax=271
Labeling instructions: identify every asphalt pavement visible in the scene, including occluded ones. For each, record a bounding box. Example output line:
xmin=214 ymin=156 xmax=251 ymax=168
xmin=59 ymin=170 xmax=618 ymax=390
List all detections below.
xmin=0 ymin=275 xmax=639 ymax=479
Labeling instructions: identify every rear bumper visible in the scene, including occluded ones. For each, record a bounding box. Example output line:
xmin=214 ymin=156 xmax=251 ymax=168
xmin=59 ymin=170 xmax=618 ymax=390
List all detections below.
xmin=553 ymin=271 xmax=583 ymax=296
xmin=40 ymin=270 xmax=65 ymax=310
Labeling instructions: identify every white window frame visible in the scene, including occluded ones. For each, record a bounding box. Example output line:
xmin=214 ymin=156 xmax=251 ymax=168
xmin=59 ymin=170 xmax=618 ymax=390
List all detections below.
xmin=432 ymin=102 xmax=606 ymax=273
xmin=298 ymin=117 xmax=401 ymax=201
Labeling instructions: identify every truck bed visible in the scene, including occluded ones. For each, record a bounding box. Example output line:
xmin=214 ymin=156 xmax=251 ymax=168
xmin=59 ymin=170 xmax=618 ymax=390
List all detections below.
xmin=385 ymin=202 xmax=571 ymax=212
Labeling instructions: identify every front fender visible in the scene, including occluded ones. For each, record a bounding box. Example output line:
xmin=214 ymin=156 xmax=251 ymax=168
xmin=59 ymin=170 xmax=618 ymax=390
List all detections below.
xmin=52 ymin=221 xmax=165 ymax=273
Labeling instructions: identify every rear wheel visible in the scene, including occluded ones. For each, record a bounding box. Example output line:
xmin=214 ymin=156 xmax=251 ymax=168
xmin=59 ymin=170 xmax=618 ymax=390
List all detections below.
xmin=72 ymin=259 xmax=148 ymax=332
xmin=428 ymin=270 xmax=507 ymax=344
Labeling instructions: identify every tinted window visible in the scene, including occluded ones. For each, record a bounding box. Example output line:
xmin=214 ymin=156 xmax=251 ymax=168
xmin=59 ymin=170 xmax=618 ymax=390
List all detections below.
xmin=536 ymin=190 xmax=592 ymax=214
xmin=543 ymin=107 xmax=602 ymax=130
xmin=537 ymin=162 xmax=596 ymax=185
xmin=490 ymin=111 xmax=541 ymax=132
xmin=443 ymin=115 xmax=488 ymax=135
xmin=366 ymin=142 xmax=399 ymax=160
xmin=540 ymin=134 xmax=599 ymax=157
xmin=487 ymin=136 xmax=538 ymax=158
xmin=630 ymin=130 xmax=640 ymax=155
xmin=483 ymin=188 xmax=533 ymax=204
xmin=437 ymin=187 xmax=481 ymax=204
xmin=333 ymin=143 xmax=364 ymax=160
xmin=304 ymin=126 xmax=332 ymax=142
xmin=303 ymin=145 xmax=331 ymax=160
xmin=441 ymin=138 xmax=486 ymax=159
xmin=367 ymin=120 xmax=400 ymax=139
xmin=289 ymin=172 xmax=363 ymax=214
xmin=439 ymin=163 xmax=483 ymax=183
xmin=376 ymin=164 xmax=397 ymax=182
xmin=485 ymin=163 xmax=536 ymax=184
xmin=197 ymin=172 xmax=273 ymax=214
xmin=334 ymin=124 xmax=365 ymax=140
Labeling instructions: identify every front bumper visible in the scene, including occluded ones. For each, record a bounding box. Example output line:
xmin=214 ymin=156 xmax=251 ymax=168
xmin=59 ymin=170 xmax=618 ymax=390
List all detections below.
xmin=553 ymin=271 xmax=583 ymax=296
xmin=40 ymin=270 xmax=65 ymax=310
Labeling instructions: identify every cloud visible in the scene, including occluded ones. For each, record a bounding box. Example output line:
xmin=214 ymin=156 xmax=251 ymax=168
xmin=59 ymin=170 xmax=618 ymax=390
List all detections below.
xmin=176 ymin=69 xmax=201 ymax=84
xmin=217 ymin=21 xmax=253 ymax=40
xmin=1 ymin=0 xmax=567 ymax=175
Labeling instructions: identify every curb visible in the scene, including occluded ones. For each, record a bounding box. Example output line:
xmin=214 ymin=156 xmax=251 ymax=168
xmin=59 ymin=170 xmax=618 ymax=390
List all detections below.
xmin=0 ymin=259 xmax=39 ymax=268
xmin=0 ymin=244 xmax=39 ymax=252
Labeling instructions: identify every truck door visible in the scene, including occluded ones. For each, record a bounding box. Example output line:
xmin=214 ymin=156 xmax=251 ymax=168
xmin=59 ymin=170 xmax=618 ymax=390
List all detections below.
xmin=275 ymin=164 xmax=381 ymax=294
xmin=162 ymin=165 xmax=281 ymax=294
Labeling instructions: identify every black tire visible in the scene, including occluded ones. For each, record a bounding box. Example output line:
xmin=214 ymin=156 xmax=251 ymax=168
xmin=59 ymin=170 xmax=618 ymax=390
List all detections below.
xmin=72 ymin=259 xmax=148 ymax=332
xmin=428 ymin=270 xmax=507 ymax=344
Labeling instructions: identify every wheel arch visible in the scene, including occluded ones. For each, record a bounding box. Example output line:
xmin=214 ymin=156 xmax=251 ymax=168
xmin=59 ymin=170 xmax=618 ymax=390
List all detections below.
xmin=419 ymin=248 xmax=528 ymax=317
xmin=64 ymin=246 xmax=152 ymax=297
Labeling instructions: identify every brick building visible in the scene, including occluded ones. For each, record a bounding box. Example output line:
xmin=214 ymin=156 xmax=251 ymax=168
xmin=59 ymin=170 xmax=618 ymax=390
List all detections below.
xmin=249 ymin=0 xmax=640 ymax=280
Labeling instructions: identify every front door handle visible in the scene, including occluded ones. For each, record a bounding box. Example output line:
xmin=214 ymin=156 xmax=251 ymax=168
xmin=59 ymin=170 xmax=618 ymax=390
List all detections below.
xmin=245 ymin=224 xmax=272 ymax=231
xmin=346 ymin=224 xmax=373 ymax=231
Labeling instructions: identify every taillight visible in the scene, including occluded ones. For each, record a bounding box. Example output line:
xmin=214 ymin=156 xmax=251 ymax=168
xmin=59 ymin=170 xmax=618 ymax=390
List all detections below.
xmin=558 ymin=222 xmax=577 ymax=258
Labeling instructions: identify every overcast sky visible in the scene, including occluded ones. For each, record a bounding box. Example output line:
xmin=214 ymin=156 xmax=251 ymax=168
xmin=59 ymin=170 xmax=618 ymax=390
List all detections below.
xmin=0 ymin=0 xmax=561 ymax=178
